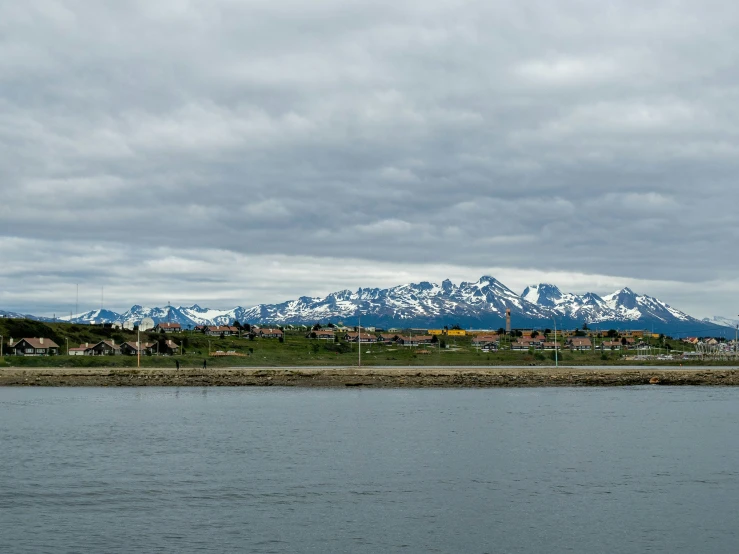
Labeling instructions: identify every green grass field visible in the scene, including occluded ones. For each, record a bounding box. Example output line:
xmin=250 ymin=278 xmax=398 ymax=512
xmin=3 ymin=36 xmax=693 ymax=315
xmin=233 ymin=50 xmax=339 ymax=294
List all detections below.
xmin=0 ymin=318 xmax=723 ymax=368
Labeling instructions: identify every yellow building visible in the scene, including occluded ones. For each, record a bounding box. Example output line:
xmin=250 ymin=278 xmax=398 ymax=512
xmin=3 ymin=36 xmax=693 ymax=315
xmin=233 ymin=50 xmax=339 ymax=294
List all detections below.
xmin=447 ymin=329 xmax=466 ymax=336
xmin=428 ymin=329 xmax=445 ymax=336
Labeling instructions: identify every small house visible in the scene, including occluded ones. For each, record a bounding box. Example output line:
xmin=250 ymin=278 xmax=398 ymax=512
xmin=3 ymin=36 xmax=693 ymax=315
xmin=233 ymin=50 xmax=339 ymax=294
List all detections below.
xmin=472 ymin=334 xmax=500 ymax=348
xmin=154 ymin=322 xmax=182 ymax=333
xmin=9 ymin=338 xmax=60 ymax=356
xmin=120 ymin=341 xmax=154 ymax=356
xmin=158 ymin=339 xmax=180 ymax=355
xmin=345 ymin=332 xmax=377 ymax=343
xmin=397 ymin=335 xmax=433 ymax=346
xmin=567 ymin=338 xmax=592 ymax=351
xmin=206 ymin=326 xmax=240 ymax=337
xmin=601 ymin=340 xmax=622 ymax=351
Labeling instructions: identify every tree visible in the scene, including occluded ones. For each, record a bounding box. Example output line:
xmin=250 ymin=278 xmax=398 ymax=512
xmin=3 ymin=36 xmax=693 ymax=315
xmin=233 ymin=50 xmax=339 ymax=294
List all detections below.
xmin=607 ymin=329 xmax=618 ymax=338
xmin=621 ymin=337 xmax=628 ymax=346
xmin=313 ymin=323 xmax=322 ymax=331
xmin=327 ymin=322 xmax=335 ymax=328
xmin=430 ymin=335 xmax=438 ymax=343
xmin=244 ymin=323 xmax=251 ymax=332
xmin=451 ymin=324 xmax=462 ymax=330
xmin=544 ymin=328 xmax=552 ymax=336
xmin=220 ymin=332 xmax=225 ymax=339
xmin=233 ymin=320 xmax=242 ymax=329
xmin=310 ymin=332 xmax=317 ymax=339
xmin=497 ymin=327 xmax=506 ymax=335
xmin=574 ymin=329 xmax=586 ymax=337
xmin=531 ymin=331 xmax=539 ymax=338
xmin=439 ymin=339 xmax=447 ymax=349
xmin=582 ymin=322 xmax=589 ymax=330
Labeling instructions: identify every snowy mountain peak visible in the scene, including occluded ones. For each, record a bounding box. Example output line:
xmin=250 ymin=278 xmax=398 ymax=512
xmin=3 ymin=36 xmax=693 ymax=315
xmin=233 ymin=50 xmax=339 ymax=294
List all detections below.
xmin=477 ymin=275 xmax=505 ymax=288
xmin=441 ymin=279 xmax=455 ymax=293
xmin=605 ymin=288 xmax=639 ymax=310
xmin=522 ymin=284 xmax=563 ymax=306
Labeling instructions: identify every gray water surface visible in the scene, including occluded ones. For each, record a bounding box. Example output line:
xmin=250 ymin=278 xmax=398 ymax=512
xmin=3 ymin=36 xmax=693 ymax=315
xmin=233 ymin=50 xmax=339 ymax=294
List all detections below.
xmin=1 ymin=386 xmax=738 ymax=553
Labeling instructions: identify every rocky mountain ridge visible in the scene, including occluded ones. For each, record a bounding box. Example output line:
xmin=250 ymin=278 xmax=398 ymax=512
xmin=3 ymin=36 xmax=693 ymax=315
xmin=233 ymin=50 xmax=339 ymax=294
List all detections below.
xmin=4 ymin=276 xmax=728 ymax=335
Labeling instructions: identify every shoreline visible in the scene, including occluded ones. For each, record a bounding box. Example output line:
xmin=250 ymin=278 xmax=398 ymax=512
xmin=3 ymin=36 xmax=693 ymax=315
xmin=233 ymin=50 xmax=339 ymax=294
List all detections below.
xmin=3 ymin=366 xmax=739 ymax=387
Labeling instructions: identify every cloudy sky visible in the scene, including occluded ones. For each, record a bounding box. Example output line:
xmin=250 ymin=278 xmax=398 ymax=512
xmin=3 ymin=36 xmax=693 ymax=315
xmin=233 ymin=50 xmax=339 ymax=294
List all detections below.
xmin=2 ymin=0 xmax=739 ymax=318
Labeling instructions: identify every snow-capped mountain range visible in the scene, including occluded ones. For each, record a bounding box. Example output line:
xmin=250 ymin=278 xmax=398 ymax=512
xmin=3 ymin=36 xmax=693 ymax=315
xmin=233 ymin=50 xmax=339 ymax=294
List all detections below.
xmin=3 ymin=276 xmax=730 ymax=335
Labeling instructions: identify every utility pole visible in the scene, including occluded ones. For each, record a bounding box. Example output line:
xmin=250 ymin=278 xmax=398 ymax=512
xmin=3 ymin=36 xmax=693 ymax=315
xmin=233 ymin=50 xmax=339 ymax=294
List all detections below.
xmin=358 ymin=316 xmax=361 ymax=368
xmin=553 ymin=318 xmax=558 ymax=368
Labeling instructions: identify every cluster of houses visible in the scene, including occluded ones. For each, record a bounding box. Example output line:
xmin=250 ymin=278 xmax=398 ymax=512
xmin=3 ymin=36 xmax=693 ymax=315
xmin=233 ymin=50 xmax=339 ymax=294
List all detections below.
xmin=3 ymin=337 xmax=181 ymax=357
xmin=155 ymin=322 xmax=284 ymax=339
xmin=311 ymin=328 xmax=651 ymax=352
xmin=486 ymin=335 xmax=645 ymax=352
xmin=3 ymin=326 xmax=285 ymax=357
xmin=68 ymin=339 xmax=181 ymax=356
xmin=340 ymin=332 xmax=436 ymax=347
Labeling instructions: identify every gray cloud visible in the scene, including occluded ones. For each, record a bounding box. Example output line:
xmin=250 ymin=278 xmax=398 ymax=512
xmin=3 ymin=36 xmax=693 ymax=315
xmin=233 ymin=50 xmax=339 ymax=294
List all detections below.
xmin=2 ymin=0 xmax=739 ymax=317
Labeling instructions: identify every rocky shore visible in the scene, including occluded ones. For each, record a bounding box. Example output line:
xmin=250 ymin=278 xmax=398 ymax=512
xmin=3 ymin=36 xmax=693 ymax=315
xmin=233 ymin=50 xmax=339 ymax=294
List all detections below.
xmin=2 ymin=367 xmax=739 ymax=387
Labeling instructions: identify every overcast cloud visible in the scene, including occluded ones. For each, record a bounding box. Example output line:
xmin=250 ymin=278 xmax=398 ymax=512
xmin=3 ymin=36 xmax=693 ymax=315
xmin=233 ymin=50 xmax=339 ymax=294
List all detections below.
xmin=2 ymin=0 xmax=739 ymax=318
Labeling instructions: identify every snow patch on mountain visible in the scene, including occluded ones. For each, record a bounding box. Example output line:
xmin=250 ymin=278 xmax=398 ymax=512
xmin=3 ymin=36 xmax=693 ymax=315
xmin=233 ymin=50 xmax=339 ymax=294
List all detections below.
xmin=703 ymin=316 xmax=739 ymax=328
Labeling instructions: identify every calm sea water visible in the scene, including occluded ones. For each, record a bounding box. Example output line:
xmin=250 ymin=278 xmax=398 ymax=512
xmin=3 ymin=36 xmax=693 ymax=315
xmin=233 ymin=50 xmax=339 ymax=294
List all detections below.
xmin=1 ymin=386 xmax=738 ymax=553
